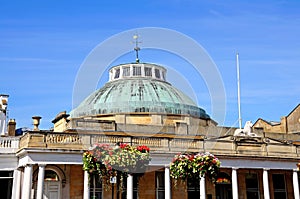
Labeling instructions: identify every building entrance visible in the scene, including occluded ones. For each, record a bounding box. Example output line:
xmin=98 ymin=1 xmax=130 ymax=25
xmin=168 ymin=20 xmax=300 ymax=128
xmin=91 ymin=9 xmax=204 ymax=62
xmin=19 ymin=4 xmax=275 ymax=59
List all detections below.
xmin=43 ymin=170 xmax=61 ymax=199
xmin=43 ymin=181 xmax=61 ymax=199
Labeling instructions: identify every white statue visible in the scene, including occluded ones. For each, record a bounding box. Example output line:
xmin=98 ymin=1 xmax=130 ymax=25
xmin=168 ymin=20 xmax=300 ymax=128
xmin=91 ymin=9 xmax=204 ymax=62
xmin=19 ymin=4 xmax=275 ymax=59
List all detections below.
xmin=234 ymin=121 xmax=256 ymax=136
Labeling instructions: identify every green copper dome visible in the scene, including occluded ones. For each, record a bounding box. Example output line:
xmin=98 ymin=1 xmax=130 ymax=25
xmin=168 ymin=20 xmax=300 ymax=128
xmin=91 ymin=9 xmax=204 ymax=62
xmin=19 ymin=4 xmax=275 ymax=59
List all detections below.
xmin=70 ymin=63 xmax=209 ymax=119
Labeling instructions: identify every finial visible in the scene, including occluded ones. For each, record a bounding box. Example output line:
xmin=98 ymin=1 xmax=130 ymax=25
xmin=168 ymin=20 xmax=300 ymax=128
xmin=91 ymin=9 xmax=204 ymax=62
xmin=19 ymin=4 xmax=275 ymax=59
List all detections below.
xmin=133 ymin=34 xmax=141 ymax=63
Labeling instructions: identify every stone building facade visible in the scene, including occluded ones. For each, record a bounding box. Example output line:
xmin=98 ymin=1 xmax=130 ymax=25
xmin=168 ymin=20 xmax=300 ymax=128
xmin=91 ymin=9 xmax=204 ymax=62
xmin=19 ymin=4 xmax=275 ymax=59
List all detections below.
xmin=254 ymin=104 xmax=300 ymax=134
xmin=0 ymin=62 xmax=299 ymax=199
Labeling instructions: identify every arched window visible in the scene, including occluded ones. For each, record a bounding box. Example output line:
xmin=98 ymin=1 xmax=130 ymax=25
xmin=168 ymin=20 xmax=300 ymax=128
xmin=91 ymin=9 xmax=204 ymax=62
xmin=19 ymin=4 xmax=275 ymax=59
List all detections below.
xmin=44 ymin=170 xmax=59 ymax=181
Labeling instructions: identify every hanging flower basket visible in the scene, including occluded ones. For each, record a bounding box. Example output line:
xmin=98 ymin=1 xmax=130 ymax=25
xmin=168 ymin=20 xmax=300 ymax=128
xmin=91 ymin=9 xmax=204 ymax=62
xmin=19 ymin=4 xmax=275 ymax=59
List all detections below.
xmin=170 ymin=152 xmax=220 ymax=182
xmin=83 ymin=143 xmax=151 ymax=178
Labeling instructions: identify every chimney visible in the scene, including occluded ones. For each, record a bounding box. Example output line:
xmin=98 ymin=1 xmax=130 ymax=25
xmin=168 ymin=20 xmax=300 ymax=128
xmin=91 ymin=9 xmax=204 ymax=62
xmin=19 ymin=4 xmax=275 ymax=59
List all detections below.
xmin=32 ymin=116 xmax=42 ymax=131
xmin=52 ymin=111 xmax=69 ymax=132
xmin=7 ymin=119 xmax=16 ymax=136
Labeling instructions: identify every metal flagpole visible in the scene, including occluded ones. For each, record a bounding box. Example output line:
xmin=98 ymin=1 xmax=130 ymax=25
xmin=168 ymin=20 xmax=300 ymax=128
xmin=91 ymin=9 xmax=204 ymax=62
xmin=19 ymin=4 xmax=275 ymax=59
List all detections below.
xmin=236 ymin=53 xmax=242 ymax=129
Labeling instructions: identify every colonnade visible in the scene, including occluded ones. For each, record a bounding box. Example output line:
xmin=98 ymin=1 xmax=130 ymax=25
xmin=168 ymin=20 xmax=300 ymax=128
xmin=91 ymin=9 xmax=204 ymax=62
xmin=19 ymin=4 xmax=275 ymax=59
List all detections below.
xmin=11 ymin=164 xmax=48 ymax=199
xmin=82 ymin=167 xmax=299 ymax=199
xmin=11 ymin=165 xmax=299 ymax=199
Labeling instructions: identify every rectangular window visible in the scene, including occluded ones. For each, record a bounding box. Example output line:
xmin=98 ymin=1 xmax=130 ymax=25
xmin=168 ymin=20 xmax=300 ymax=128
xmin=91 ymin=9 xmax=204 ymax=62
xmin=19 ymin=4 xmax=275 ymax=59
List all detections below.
xmin=162 ymin=71 xmax=166 ymax=80
xmin=245 ymin=173 xmax=259 ymax=199
xmin=133 ymin=66 xmax=141 ymax=76
xmin=114 ymin=68 xmax=120 ymax=79
xmin=145 ymin=67 xmax=152 ymax=77
xmin=90 ymin=174 xmax=102 ymax=199
xmin=155 ymin=69 xmax=160 ymax=78
xmin=187 ymin=177 xmax=200 ymax=199
xmin=272 ymin=174 xmax=287 ymax=199
xmin=123 ymin=67 xmax=130 ymax=77
xmin=156 ymin=172 xmax=165 ymax=199
xmin=0 ymin=171 xmax=13 ymax=199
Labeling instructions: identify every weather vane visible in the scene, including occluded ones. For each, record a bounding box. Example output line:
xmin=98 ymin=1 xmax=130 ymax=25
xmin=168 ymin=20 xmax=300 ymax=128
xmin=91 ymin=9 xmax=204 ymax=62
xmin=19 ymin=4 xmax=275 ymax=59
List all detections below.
xmin=133 ymin=34 xmax=141 ymax=63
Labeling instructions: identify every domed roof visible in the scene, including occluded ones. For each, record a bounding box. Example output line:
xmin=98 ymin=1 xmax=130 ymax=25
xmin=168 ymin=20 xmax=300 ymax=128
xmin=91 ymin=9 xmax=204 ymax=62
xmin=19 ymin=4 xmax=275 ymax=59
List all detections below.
xmin=70 ymin=63 xmax=209 ymax=119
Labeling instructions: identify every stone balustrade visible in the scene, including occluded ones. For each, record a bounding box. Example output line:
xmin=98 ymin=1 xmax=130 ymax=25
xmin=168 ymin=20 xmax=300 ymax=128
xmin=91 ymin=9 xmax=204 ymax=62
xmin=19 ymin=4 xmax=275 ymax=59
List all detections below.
xmin=17 ymin=131 xmax=300 ymax=158
xmin=0 ymin=136 xmax=20 ymax=153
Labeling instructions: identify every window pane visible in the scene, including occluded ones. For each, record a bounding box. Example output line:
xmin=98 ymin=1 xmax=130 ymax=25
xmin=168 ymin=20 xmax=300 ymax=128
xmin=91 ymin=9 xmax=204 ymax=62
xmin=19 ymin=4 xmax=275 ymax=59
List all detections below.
xmin=274 ymin=192 xmax=286 ymax=199
xmin=162 ymin=71 xmax=166 ymax=80
xmin=0 ymin=178 xmax=12 ymax=199
xmin=246 ymin=191 xmax=259 ymax=199
xmin=272 ymin=174 xmax=286 ymax=199
xmin=0 ymin=171 xmax=13 ymax=178
xmin=156 ymin=172 xmax=165 ymax=199
xmin=44 ymin=170 xmax=59 ymax=181
xmin=123 ymin=67 xmax=130 ymax=76
xmin=145 ymin=67 xmax=152 ymax=76
xmin=114 ymin=69 xmax=120 ymax=79
xmin=272 ymin=174 xmax=285 ymax=189
xmin=187 ymin=177 xmax=200 ymax=199
xmin=245 ymin=173 xmax=259 ymax=199
xmin=90 ymin=174 xmax=102 ymax=199
xmin=133 ymin=66 xmax=141 ymax=76
xmin=155 ymin=69 xmax=160 ymax=78
xmin=156 ymin=172 xmax=165 ymax=188
xmin=246 ymin=173 xmax=258 ymax=189
xmin=157 ymin=191 xmax=164 ymax=199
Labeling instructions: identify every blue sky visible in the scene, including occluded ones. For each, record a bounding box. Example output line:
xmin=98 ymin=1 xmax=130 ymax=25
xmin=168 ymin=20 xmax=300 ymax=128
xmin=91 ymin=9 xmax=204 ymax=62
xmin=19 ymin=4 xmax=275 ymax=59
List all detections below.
xmin=1 ymin=0 xmax=300 ymax=129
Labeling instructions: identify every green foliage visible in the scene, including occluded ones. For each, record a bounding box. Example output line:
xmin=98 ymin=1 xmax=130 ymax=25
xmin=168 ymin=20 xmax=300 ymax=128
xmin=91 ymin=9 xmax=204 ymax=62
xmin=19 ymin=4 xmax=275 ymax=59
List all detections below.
xmin=83 ymin=143 xmax=151 ymax=177
xmin=170 ymin=152 xmax=220 ymax=182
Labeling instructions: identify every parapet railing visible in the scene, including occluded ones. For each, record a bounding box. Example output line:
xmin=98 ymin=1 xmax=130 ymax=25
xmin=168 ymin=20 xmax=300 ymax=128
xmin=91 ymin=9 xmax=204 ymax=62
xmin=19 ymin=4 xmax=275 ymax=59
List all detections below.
xmin=18 ymin=131 xmax=300 ymax=157
xmin=0 ymin=137 xmax=20 ymax=152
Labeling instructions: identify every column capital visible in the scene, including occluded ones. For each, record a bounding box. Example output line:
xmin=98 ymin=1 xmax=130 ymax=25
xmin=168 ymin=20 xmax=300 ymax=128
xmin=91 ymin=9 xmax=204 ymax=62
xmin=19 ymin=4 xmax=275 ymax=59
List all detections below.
xmin=232 ymin=167 xmax=239 ymax=170
xmin=38 ymin=164 xmax=47 ymax=167
xmin=263 ymin=168 xmax=270 ymax=171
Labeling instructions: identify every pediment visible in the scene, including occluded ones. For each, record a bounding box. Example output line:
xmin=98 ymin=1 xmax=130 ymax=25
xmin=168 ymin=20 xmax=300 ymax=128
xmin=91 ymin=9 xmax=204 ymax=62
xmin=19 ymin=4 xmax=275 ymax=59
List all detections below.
xmin=265 ymin=137 xmax=292 ymax=145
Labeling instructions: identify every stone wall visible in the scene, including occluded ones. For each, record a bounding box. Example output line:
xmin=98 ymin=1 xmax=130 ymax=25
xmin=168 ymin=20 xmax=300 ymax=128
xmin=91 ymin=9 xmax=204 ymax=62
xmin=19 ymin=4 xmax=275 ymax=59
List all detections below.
xmin=69 ymin=165 xmax=84 ymax=199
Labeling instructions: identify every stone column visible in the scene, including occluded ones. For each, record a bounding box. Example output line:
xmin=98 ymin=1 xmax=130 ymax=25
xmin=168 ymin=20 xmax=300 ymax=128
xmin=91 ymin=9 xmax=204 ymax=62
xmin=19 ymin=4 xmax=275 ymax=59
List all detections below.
xmin=11 ymin=169 xmax=21 ymax=199
xmin=293 ymin=169 xmax=300 ymax=199
xmin=21 ymin=164 xmax=33 ymax=199
xmin=263 ymin=168 xmax=270 ymax=199
xmin=36 ymin=164 xmax=46 ymax=199
xmin=165 ymin=166 xmax=171 ymax=199
xmin=200 ymin=176 xmax=206 ymax=199
xmin=83 ymin=171 xmax=90 ymax=199
xmin=127 ymin=173 xmax=133 ymax=199
xmin=232 ymin=167 xmax=239 ymax=199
